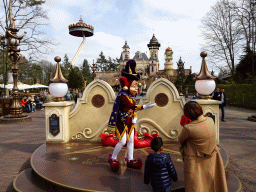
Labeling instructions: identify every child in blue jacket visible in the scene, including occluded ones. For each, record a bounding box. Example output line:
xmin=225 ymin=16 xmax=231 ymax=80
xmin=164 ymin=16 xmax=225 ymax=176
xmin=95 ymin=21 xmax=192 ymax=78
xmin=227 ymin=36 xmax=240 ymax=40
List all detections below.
xmin=144 ymin=137 xmax=178 ymax=192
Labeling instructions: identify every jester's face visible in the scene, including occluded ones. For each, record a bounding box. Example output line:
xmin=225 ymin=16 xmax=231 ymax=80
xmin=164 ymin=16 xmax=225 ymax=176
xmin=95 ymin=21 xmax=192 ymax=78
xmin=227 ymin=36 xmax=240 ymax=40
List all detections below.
xmin=129 ymin=80 xmax=138 ymax=96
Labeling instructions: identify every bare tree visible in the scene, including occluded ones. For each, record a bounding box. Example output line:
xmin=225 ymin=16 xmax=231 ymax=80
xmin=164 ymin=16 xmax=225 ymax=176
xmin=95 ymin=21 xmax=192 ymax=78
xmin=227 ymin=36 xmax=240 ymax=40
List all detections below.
xmin=38 ymin=59 xmax=55 ymax=85
xmin=200 ymin=0 xmax=243 ymax=77
xmin=232 ymin=0 xmax=256 ymax=50
xmin=0 ymin=0 xmax=54 ymax=61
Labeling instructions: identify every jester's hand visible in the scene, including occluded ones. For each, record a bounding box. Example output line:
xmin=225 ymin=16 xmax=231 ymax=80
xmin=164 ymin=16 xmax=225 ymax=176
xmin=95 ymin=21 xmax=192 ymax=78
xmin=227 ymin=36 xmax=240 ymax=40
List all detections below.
xmin=132 ymin=117 xmax=138 ymax=124
xmin=143 ymin=102 xmax=156 ymax=110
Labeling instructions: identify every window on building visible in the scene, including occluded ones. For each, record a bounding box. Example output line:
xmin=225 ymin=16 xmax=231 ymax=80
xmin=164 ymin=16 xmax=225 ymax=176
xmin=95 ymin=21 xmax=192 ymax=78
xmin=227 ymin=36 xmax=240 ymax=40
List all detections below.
xmin=152 ymin=66 xmax=154 ymax=72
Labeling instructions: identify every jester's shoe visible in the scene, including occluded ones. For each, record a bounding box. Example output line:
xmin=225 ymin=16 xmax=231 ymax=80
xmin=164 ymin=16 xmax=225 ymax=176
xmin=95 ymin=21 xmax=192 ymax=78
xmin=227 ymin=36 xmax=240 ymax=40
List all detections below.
xmin=126 ymin=158 xmax=143 ymax=169
xmin=108 ymin=154 xmax=120 ymax=172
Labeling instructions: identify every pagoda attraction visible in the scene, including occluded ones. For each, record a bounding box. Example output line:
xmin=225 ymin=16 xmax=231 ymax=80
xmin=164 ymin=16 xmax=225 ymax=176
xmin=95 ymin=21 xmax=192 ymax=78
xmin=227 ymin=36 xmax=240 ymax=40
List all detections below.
xmin=68 ymin=16 xmax=94 ymax=66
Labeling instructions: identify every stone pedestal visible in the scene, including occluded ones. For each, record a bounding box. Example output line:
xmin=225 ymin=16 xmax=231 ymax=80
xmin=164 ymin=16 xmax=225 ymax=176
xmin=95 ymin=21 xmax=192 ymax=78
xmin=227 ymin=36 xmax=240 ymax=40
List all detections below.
xmin=44 ymin=101 xmax=74 ymax=143
xmin=194 ymin=99 xmax=222 ymax=144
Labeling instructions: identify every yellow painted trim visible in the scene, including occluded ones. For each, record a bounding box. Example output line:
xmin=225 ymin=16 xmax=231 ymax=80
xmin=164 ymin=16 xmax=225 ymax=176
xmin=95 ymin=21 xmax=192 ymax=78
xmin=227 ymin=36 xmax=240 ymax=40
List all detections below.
xmin=13 ymin=169 xmax=27 ymax=192
xmin=125 ymin=95 xmax=134 ymax=104
xmin=219 ymin=145 xmax=229 ymax=169
xmin=126 ymin=125 xmax=135 ymax=141
xmin=225 ymin=171 xmax=243 ymax=192
xmin=30 ymin=144 xmax=107 ymax=192
xmin=234 ymin=173 xmax=243 ymax=192
xmin=218 ymin=145 xmax=242 ymax=192
xmin=115 ymin=128 xmax=121 ymax=140
xmin=116 ymin=125 xmax=128 ymax=141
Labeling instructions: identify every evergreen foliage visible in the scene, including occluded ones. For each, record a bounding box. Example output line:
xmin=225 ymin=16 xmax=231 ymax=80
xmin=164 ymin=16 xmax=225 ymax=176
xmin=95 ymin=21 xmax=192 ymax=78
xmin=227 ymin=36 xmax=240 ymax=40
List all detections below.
xmin=185 ymin=71 xmax=195 ymax=85
xmin=96 ymin=51 xmax=108 ymax=71
xmin=96 ymin=51 xmax=120 ymax=72
xmin=81 ymin=59 xmax=93 ymax=84
xmin=234 ymin=47 xmax=256 ymax=84
xmin=216 ymin=83 xmax=256 ymax=109
xmin=67 ymin=66 xmax=83 ymax=90
xmin=106 ymin=57 xmax=120 ymax=71
xmin=61 ymin=54 xmax=71 ymax=79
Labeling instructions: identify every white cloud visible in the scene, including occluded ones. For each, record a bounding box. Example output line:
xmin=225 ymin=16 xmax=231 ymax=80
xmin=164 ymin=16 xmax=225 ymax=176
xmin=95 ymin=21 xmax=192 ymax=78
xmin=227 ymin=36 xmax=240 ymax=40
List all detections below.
xmin=31 ymin=0 xmax=219 ymax=75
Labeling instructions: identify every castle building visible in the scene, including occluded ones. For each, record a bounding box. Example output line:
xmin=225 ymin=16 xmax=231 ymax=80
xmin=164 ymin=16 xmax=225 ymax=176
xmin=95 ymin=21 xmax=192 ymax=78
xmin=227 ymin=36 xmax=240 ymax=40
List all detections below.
xmin=119 ymin=34 xmax=161 ymax=79
xmin=96 ymin=34 xmax=192 ymax=86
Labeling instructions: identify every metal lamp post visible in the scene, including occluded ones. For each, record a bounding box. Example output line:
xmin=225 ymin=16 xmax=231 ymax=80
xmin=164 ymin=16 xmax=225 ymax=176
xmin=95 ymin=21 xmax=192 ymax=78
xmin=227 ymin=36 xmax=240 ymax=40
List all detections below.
xmin=0 ymin=34 xmax=7 ymax=96
xmin=5 ymin=13 xmax=26 ymax=117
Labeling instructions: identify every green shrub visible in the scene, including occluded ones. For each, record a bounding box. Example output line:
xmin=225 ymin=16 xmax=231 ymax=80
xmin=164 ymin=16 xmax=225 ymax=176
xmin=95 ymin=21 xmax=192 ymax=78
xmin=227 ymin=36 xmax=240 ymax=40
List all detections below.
xmin=216 ymin=84 xmax=256 ymax=109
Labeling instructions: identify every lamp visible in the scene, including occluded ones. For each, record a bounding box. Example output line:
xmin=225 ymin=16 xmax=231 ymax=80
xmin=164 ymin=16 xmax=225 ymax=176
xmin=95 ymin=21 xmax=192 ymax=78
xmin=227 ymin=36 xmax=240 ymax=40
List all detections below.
xmin=195 ymin=52 xmax=216 ymax=99
xmin=49 ymin=56 xmax=68 ymax=101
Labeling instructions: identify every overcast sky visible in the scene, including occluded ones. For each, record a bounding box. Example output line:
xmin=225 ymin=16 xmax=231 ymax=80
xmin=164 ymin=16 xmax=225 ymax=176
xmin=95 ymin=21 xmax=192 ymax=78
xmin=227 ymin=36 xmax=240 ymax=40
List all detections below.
xmin=39 ymin=0 xmax=217 ymax=73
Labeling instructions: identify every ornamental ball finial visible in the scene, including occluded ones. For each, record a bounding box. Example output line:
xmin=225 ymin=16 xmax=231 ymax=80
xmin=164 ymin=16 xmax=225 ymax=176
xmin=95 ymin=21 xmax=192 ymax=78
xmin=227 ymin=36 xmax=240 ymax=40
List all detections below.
xmin=54 ymin=56 xmax=61 ymax=63
xmin=200 ymin=52 xmax=207 ymax=58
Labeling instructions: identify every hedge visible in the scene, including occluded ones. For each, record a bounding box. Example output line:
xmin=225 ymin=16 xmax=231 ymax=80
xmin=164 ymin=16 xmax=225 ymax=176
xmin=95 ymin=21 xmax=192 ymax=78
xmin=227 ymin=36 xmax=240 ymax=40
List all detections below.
xmin=174 ymin=83 xmax=256 ymax=110
xmin=216 ymin=84 xmax=256 ymax=110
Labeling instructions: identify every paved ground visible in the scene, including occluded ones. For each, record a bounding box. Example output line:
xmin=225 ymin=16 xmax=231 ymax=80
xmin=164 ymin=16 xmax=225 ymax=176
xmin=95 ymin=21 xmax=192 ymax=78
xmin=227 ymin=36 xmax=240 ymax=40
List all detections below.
xmin=0 ymin=106 xmax=256 ymax=192
xmin=0 ymin=110 xmax=46 ymax=192
xmin=219 ymin=106 xmax=256 ymax=192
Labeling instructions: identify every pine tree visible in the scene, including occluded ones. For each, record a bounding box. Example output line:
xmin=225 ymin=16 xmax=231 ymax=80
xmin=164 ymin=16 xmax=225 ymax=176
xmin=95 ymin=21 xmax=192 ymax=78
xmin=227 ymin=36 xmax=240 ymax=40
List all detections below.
xmin=61 ymin=54 xmax=71 ymax=78
xmin=67 ymin=66 xmax=83 ymax=89
xmin=96 ymin=51 xmax=108 ymax=71
xmin=107 ymin=57 xmax=120 ymax=71
xmin=81 ymin=59 xmax=93 ymax=84
xmin=185 ymin=71 xmax=195 ymax=85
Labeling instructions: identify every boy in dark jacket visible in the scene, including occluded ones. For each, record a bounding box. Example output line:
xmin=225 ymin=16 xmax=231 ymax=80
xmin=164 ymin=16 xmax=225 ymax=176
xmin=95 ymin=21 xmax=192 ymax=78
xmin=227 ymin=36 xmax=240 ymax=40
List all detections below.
xmin=144 ymin=137 xmax=178 ymax=192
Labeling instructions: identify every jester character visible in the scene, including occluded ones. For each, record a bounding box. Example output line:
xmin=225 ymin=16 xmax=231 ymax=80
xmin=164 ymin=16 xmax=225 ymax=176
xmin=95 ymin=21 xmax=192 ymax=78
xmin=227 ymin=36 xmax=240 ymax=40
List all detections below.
xmin=108 ymin=59 xmax=156 ymax=171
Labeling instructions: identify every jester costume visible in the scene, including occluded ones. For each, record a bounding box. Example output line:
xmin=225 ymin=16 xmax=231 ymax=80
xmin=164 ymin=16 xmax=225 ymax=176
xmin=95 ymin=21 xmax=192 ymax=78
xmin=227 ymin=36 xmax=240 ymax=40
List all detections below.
xmin=108 ymin=88 xmax=143 ymax=141
xmin=108 ymin=59 xmax=156 ymax=171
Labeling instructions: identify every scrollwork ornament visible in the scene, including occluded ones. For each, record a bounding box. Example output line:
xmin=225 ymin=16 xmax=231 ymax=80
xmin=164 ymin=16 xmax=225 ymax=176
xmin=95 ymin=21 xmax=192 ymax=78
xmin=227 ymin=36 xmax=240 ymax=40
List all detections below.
xmin=169 ymin=129 xmax=179 ymax=139
xmin=72 ymin=128 xmax=92 ymax=140
xmin=151 ymin=130 xmax=159 ymax=135
xmin=139 ymin=126 xmax=150 ymax=135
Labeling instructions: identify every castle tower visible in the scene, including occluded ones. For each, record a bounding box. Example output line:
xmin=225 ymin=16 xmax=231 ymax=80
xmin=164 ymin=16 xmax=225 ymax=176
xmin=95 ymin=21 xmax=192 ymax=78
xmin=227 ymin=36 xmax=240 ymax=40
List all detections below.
xmin=120 ymin=41 xmax=130 ymax=70
xmin=164 ymin=47 xmax=174 ymax=76
xmin=147 ymin=34 xmax=161 ymax=75
xmin=177 ymin=57 xmax=185 ymax=83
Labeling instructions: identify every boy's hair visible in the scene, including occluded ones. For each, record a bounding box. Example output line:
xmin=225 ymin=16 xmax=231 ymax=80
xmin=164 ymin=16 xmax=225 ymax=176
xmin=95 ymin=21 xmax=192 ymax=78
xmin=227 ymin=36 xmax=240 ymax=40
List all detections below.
xmin=150 ymin=137 xmax=163 ymax=152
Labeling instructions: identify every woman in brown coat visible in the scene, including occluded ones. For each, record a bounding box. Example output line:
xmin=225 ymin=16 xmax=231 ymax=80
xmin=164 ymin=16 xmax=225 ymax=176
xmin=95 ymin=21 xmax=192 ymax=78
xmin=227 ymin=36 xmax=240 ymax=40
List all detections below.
xmin=178 ymin=101 xmax=228 ymax=192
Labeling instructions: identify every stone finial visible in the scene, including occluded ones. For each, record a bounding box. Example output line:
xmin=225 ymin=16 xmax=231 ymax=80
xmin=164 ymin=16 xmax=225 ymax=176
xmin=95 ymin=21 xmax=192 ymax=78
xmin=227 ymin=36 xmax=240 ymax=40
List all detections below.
xmin=50 ymin=56 xmax=68 ymax=83
xmin=54 ymin=56 xmax=61 ymax=63
xmin=196 ymin=52 xmax=216 ymax=80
